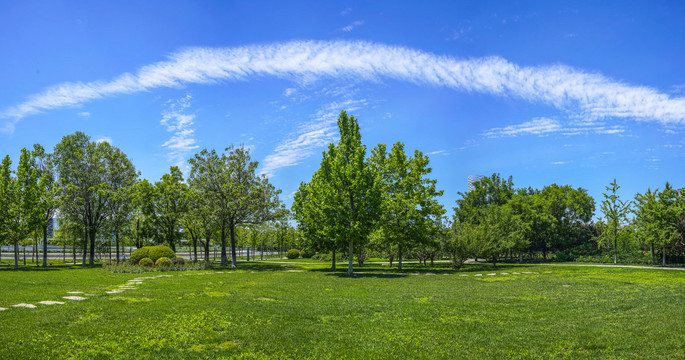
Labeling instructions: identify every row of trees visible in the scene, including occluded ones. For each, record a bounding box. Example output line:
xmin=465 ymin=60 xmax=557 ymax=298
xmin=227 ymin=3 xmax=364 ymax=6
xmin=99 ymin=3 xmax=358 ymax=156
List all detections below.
xmin=0 ymin=132 xmax=285 ymax=269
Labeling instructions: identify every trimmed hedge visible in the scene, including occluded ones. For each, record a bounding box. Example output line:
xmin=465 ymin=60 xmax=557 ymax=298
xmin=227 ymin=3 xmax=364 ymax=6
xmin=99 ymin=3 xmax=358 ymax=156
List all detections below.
xmin=286 ymin=249 xmax=301 ymax=259
xmin=155 ymin=257 xmax=173 ymax=267
xmin=130 ymin=245 xmax=176 ymax=265
xmin=139 ymin=257 xmax=153 ymax=266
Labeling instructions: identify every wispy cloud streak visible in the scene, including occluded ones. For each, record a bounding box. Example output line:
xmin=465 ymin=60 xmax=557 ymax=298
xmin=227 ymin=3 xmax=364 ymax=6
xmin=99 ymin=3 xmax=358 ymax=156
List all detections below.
xmin=160 ymin=94 xmax=198 ymax=173
xmin=483 ymin=117 xmax=625 ymax=138
xmin=259 ymin=99 xmax=366 ymax=177
xmin=3 ymin=40 xmax=685 ymax=133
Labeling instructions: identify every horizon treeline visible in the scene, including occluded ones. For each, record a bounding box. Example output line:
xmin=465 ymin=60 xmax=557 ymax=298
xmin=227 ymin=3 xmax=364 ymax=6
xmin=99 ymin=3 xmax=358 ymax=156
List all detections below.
xmin=1 ymin=112 xmax=684 ymax=271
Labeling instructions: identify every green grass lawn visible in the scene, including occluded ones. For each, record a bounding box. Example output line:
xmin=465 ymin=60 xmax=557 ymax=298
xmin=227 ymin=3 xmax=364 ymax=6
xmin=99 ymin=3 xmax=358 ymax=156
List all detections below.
xmin=1 ymin=262 xmax=684 ymax=359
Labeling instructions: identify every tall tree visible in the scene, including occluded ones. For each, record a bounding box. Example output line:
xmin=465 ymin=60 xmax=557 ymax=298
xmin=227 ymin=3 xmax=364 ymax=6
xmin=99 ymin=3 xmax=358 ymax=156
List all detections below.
xmin=189 ymin=146 xmax=283 ymax=267
xmin=538 ymin=184 xmax=595 ymax=258
xmin=5 ymin=149 xmax=40 ymax=269
xmin=31 ymin=144 xmax=60 ymax=267
xmin=144 ymin=167 xmax=187 ymax=251
xmin=0 ymin=155 xmax=13 ymax=266
xmin=599 ymin=179 xmax=632 ymax=264
xmin=103 ymin=145 xmax=138 ymax=262
xmin=53 ymin=132 xmax=114 ymax=265
xmin=294 ymin=111 xmax=381 ymax=275
xmin=634 ymin=184 xmax=682 ymax=266
xmin=369 ymin=142 xmax=444 ymax=270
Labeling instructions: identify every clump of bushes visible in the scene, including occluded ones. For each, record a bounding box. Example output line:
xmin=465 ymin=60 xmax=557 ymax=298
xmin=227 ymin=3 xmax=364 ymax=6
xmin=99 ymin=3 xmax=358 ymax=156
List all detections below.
xmin=155 ymin=257 xmax=173 ymax=267
xmin=103 ymin=261 xmax=209 ymax=273
xmin=139 ymin=257 xmax=154 ymax=266
xmin=286 ymin=249 xmax=301 ymax=259
xmin=300 ymin=248 xmax=315 ymax=259
xmin=172 ymin=256 xmax=185 ymax=265
xmin=130 ymin=245 xmax=176 ymax=265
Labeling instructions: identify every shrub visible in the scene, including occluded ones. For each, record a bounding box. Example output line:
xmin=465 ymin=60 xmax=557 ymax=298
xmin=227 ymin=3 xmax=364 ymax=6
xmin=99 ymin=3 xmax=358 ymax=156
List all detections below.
xmin=149 ymin=245 xmax=176 ymax=262
xmin=139 ymin=257 xmax=154 ymax=266
xmin=130 ymin=247 xmax=150 ymax=265
xmin=172 ymin=256 xmax=185 ymax=265
xmin=156 ymin=257 xmax=173 ymax=267
xmin=300 ymin=248 xmax=315 ymax=259
xmin=286 ymin=249 xmax=301 ymax=259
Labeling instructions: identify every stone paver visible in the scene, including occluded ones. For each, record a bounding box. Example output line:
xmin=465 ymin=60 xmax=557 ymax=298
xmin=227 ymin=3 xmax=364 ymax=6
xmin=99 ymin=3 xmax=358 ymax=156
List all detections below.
xmin=63 ymin=296 xmax=87 ymax=301
xmin=38 ymin=301 xmax=65 ymax=305
xmin=106 ymin=290 xmax=124 ymax=294
xmin=67 ymin=291 xmax=83 ymax=294
xmin=12 ymin=303 xmax=37 ymax=308
xmin=0 ymin=307 xmax=6 ymax=311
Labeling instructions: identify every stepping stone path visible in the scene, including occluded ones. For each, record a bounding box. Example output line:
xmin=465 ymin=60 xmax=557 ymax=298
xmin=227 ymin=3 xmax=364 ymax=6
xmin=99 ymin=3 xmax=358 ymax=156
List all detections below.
xmin=12 ymin=303 xmax=37 ymax=308
xmin=500 ymin=273 xmax=509 ymax=275
xmin=63 ymin=296 xmax=87 ymax=301
xmin=487 ymin=273 xmax=496 ymax=276
xmin=106 ymin=290 xmax=124 ymax=294
xmin=0 ymin=307 xmax=6 ymax=311
xmin=67 ymin=291 xmax=83 ymax=294
xmin=38 ymin=301 xmax=65 ymax=305
xmin=475 ymin=274 xmax=482 ymax=276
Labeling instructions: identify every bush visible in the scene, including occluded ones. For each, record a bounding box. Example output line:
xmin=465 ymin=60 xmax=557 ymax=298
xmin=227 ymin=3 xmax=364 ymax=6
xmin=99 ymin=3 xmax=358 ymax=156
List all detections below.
xmin=286 ymin=249 xmax=301 ymax=259
xmin=172 ymin=256 xmax=185 ymax=265
xmin=139 ymin=257 xmax=154 ymax=266
xmin=156 ymin=257 xmax=173 ymax=267
xmin=149 ymin=245 xmax=176 ymax=262
xmin=130 ymin=247 xmax=150 ymax=265
xmin=300 ymin=248 xmax=315 ymax=259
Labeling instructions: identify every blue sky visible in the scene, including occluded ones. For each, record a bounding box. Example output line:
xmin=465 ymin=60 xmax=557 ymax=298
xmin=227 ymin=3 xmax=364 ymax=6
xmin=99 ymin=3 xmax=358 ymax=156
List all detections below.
xmin=1 ymin=1 xmax=684 ymax=217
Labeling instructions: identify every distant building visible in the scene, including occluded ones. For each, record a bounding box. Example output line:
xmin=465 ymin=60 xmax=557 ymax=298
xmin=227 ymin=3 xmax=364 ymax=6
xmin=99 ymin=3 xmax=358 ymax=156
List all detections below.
xmin=467 ymin=175 xmax=485 ymax=192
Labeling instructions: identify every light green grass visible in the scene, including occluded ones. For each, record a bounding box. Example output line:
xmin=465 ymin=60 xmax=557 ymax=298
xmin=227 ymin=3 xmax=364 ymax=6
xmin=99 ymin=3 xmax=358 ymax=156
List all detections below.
xmin=1 ymin=262 xmax=684 ymax=359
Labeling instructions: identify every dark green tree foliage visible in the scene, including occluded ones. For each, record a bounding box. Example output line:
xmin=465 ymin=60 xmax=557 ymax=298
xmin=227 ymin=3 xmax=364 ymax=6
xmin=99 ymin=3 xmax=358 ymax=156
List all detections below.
xmin=538 ymin=184 xmax=595 ymax=257
xmin=453 ymin=173 xmax=514 ymax=225
xmin=0 ymin=156 xmax=12 ymax=259
xmin=102 ymin=144 xmax=138 ymax=262
xmin=294 ymin=111 xmax=381 ymax=275
xmin=5 ymin=149 xmax=40 ymax=269
xmin=369 ymin=142 xmax=444 ymax=270
xmin=189 ymin=146 xmax=282 ymax=267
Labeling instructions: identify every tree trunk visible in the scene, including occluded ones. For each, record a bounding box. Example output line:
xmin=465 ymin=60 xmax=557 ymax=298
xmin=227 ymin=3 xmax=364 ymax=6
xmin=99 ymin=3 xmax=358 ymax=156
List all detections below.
xmin=398 ymin=243 xmax=403 ymax=271
xmin=82 ymin=227 xmax=88 ymax=265
xmin=204 ymin=237 xmax=211 ymax=264
xmin=389 ymin=253 xmax=394 ymax=267
xmin=229 ymin=224 xmax=237 ymax=268
xmin=89 ymin=228 xmax=96 ymax=265
xmin=193 ymin=236 xmax=198 ymax=262
xmin=650 ymin=244 xmax=655 ymax=265
xmin=115 ymin=231 xmax=120 ymax=263
xmin=519 ymin=253 xmax=523 ymax=263
xmin=23 ymin=244 xmax=26 ymax=266
xmin=662 ymin=247 xmax=666 ymax=267
xmin=347 ymin=239 xmax=354 ymax=275
xmin=14 ymin=242 xmax=19 ymax=269
xmin=42 ymin=226 xmax=48 ymax=267
xmin=331 ymin=248 xmax=336 ymax=271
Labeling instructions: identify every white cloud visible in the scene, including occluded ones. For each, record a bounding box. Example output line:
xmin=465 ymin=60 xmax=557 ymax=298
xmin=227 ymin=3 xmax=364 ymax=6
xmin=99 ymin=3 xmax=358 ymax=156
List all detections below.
xmin=340 ymin=8 xmax=352 ymax=16
xmin=552 ymin=161 xmax=566 ymax=165
xmin=427 ymin=150 xmax=449 ymax=156
xmin=284 ymin=88 xmax=297 ymax=97
xmin=341 ymin=21 xmax=364 ymax=32
xmin=95 ymin=136 xmax=112 ymax=144
xmin=160 ymin=94 xmax=198 ymax=173
xmin=259 ymin=99 xmax=367 ymax=177
xmin=78 ymin=111 xmax=91 ymax=117
xmin=483 ymin=117 xmax=626 ymax=138
xmin=3 ymin=40 xmax=685 ymax=134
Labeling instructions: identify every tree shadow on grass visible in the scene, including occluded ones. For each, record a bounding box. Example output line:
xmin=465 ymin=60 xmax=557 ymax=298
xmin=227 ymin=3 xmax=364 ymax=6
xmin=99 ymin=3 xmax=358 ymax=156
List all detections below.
xmin=0 ymin=264 xmax=101 ymax=272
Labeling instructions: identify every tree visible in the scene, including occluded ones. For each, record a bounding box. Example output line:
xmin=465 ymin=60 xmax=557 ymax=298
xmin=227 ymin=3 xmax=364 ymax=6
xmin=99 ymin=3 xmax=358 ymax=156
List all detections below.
xmin=189 ymin=146 xmax=283 ymax=267
xmin=538 ymin=184 xmax=595 ymax=258
xmin=369 ymin=142 xmax=444 ymax=270
xmin=293 ymin=111 xmax=381 ymax=275
xmin=5 ymin=149 xmax=40 ymax=269
xmin=53 ymin=132 xmax=122 ymax=265
xmin=102 ymin=145 xmax=138 ymax=262
xmin=31 ymin=144 xmax=60 ymax=267
xmin=598 ymin=179 xmax=632 ymax=264
xmin=0 ymin=155 xmax=13 ymax=265
xmin=634 ymin=184 xmax=682 ymax=266
xmin=144 ymin=167 xmax=187 ymax=251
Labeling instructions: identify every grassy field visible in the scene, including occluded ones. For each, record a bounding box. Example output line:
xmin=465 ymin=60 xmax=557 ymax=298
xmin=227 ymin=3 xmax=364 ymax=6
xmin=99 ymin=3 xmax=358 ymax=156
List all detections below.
xmin=1 ymin=262 xmax=684 ymax=359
